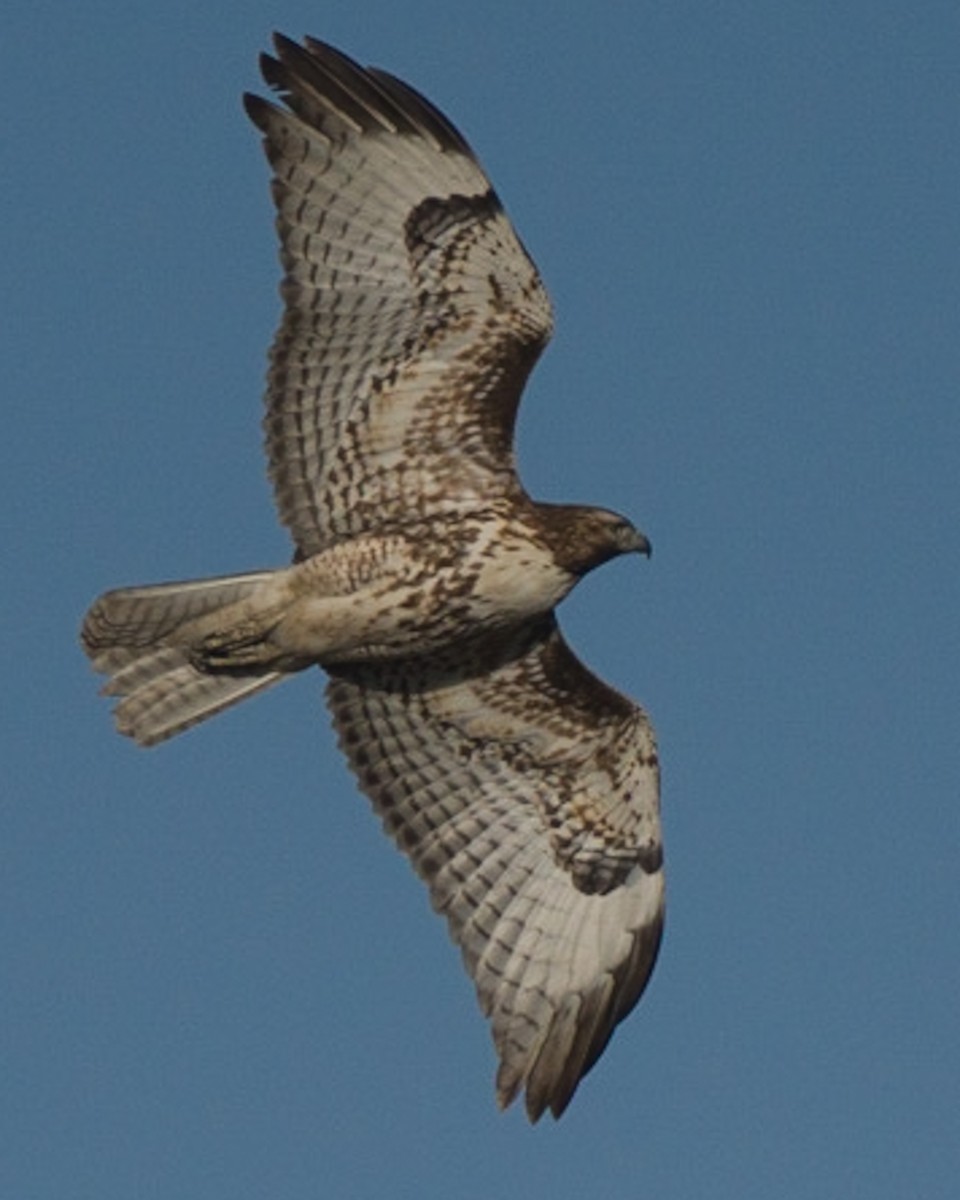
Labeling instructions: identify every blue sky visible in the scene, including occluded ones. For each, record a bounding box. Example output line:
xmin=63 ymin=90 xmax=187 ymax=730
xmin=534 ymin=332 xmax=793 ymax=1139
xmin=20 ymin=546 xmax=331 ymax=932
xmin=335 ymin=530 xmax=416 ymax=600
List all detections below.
xmin=3 ymin=1 xmax=958 ymax=1196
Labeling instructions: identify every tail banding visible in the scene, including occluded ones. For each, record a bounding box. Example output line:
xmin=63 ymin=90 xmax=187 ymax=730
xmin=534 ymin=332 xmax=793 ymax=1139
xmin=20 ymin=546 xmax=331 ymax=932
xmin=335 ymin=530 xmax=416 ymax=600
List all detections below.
xmin=82 ymin=571 xmax=296 ymax=746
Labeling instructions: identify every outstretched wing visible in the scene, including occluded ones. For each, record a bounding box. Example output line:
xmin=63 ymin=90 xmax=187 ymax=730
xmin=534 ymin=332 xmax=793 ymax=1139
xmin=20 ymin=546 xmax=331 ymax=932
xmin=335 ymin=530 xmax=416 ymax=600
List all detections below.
xmin=244 ymin=37 xmax=554 ymax=558
xmin=325 ymin=615 xmax=663 ymax=1121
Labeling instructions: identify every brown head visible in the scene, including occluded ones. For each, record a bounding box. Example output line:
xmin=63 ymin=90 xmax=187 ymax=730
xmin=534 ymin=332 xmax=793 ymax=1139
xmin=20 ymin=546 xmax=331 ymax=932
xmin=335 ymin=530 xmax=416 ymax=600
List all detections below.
xmin=535 ymin=503 xmax=651 ymax=577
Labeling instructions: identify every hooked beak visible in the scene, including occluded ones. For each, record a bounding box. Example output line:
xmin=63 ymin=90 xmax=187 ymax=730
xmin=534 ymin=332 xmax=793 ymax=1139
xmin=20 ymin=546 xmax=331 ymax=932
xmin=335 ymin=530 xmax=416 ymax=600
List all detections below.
xmin=628 ymin=527 xmax=652 ymax=558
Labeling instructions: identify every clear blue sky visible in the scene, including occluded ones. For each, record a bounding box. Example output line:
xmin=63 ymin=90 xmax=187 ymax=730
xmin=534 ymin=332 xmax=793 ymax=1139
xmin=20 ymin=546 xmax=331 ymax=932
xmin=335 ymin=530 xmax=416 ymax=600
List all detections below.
xmin=3 ymin=2 xmax=958 ymax=1196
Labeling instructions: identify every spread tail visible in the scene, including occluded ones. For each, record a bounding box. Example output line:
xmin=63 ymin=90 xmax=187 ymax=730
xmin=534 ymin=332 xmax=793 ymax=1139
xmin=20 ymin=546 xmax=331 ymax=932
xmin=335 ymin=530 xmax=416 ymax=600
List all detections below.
xmin=81 ymin=570 xmax=299 ymax=746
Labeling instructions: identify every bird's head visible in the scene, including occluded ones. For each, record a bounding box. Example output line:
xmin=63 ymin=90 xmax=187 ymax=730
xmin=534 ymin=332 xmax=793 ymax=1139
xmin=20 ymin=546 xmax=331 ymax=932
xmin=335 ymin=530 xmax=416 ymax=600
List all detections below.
xmin=537 ymin=503 xmax=651 ymax=577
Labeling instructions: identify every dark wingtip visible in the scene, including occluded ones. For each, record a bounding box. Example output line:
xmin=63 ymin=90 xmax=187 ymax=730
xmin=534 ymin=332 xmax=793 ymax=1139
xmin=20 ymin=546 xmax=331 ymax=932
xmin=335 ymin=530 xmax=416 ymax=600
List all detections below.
xmin=244 ymin=31 xmax=477 ymax=159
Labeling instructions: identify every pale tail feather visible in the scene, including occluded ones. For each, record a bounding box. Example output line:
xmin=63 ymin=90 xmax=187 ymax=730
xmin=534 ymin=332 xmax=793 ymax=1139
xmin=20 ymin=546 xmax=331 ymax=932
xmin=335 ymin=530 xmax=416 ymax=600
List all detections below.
xmin=81 ymin=571 xmax=293 ymax=746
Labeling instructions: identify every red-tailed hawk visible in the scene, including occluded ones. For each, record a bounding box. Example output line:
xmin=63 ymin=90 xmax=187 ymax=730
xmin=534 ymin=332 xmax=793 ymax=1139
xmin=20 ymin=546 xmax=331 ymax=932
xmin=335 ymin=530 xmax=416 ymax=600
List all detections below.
xmin=82 ymin=35 xmax=664 ymax=1121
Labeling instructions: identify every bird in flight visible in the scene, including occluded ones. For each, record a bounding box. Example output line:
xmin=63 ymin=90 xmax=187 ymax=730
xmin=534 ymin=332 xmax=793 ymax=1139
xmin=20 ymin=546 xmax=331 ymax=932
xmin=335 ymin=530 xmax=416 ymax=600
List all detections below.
xmin=82 ymin=34 xmax=664 ymax=1121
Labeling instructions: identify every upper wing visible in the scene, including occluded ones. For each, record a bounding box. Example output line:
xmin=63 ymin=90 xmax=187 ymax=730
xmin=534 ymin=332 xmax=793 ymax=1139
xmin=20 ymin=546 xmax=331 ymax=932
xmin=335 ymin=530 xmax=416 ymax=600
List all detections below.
xmin=244 ymin=37 xmax=554 ymax=558
xmin=325 ymin=615 xmax=663 ymax=1121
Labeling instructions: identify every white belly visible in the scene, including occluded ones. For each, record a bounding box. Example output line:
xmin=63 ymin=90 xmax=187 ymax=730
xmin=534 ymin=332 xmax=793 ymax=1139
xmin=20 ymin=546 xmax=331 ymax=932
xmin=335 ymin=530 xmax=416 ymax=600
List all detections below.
xmin=268 ymin=525 xmax=575 ymax=663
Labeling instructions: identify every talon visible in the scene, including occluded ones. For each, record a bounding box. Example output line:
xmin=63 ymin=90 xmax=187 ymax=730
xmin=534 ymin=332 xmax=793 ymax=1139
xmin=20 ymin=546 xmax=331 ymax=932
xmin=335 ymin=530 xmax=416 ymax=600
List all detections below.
xmin=190 ymin=625 xmax=277 ymax=670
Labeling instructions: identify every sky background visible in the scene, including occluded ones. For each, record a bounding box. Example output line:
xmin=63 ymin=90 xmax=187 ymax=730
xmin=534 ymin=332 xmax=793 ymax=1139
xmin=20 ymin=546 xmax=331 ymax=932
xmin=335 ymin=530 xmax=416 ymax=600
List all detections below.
xmin=3 ymin=1 xmax=958 ymax=1196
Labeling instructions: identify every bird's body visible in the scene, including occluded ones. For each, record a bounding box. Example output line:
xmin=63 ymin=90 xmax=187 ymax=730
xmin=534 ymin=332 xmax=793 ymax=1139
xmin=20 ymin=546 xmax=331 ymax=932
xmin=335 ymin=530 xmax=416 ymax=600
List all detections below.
xmin=82 ymin=35 xmax=664 ymax=1121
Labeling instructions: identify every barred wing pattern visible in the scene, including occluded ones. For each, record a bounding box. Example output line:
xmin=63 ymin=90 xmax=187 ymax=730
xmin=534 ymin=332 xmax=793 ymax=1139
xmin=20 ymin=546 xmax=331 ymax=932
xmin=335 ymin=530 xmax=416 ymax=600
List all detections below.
xmin=245 ymin=38 xmax=554 ymax=558
xmin=326 ymin=617 xmax=663 ymax=1120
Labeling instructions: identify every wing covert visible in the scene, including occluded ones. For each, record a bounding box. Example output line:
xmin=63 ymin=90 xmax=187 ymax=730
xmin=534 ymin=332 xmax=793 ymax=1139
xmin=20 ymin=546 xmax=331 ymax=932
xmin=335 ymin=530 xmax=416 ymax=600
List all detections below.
xmin=325 ymin=616 xmax=663 ymax=1120
xmin=245 ymin=37 xmax=554 ymax=557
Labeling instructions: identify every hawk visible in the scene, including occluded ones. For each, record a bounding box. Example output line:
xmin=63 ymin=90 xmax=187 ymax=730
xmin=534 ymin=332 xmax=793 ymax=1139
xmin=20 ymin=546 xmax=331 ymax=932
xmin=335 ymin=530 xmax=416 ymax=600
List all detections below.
xmin=82 ymin=35 xmax=664 ymax=1121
